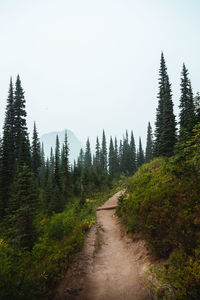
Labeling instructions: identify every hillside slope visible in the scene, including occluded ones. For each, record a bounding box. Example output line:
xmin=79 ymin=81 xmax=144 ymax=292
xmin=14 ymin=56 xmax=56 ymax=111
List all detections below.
xmin=117 ymin=124 xmax=200 ymax=299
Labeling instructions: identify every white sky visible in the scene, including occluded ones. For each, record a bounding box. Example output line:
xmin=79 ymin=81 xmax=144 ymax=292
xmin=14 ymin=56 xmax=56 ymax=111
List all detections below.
xmin=0 ymin=0 xmax=200 ymax=149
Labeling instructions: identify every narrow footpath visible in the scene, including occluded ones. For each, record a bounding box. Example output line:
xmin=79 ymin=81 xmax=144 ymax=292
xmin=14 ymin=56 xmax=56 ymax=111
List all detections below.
xmin=54 ymin=191 xmax=150 ymax=300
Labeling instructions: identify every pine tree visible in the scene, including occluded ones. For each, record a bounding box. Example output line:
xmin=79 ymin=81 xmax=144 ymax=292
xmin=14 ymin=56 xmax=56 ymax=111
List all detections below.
xmin=108 ymin=137 xmax=115 ymax=178
xmin=100 ymin=130 xmax=107 ymax=173
xmin=179 ymin=64 xmax=196 ymax=140
xmin=154 ymin=53 xmax=177 ymax=157
xmin=54 ymin=135 xmax=60 ymax=189
xmin=84 ymin=138 xmax=92 ymax=168
xmin=145 ymin=122 xmax=153 ymax=162
xmin=120 ymin=133 xmax=130 ymax=174
xmin=13 ymin=75 xmax=28 ymax=159
xmin=49 ymin=147 xmax=55 ymax=180
xmin=31 ymin=122 xmax=41 ymax=177
xmin=129 ymin=131 xmax=137 ymax=174
xmin=61 ymin=132 xmax=70 ymax=201
xmin=137 ymin=137 xmax=145 ymax=168
xmin=113 ymin=137 xmax=119 ymax=176
xmin=94 ymin=137 xmax=101 ymax=171
xmin=0 ymin=78 xmax=15 ymax=215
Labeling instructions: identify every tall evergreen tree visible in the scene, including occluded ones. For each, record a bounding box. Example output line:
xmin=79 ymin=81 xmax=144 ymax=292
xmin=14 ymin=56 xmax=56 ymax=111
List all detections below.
xmin=54 ymin=135 xmax=60 ymax=188
xmin=129 ymin=131 xmax=137 ymax=174
xmin=154 ymin=53 xmax=177 ymax=157
xmin=100 ymin=130 xmax=107 ymax=172
xmin=113 ymin=137 xmax=119 ymax=176
xmin=120 ymin=134 xmax=130 ymax=174
xmin=94 ymin=137 xmax=101 ymax=171
xmin=31 ymin=122 xmax=41 ymax=177
xmin=0 ymin=78 xmax=15 ymax=215
xmin=84 ymin=138 xmax=92 ymax=168
xmin=61 ymin=132 xmax=70 ymax=201
xmin=179 ymin=64 xmax=196 ymax=140
xmin=108 ymin=137 xmax=115 ymax=178
xmin=137 ymin=137 xmax=145 ymax=168
xmin=145 ymin=122 xmax=153 ymax=162
xmin=13 ymin=75 xmax=28 ymax=159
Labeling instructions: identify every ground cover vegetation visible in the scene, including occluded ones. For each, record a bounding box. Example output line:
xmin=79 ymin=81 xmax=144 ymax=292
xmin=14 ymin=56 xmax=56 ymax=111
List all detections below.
xmin=117 ymin=53 xmax=200 ymax=299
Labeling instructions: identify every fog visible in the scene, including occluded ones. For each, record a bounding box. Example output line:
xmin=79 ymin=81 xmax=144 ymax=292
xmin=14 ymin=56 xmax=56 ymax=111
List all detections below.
xmin=0 ymin=0 xmax=200 ymax=148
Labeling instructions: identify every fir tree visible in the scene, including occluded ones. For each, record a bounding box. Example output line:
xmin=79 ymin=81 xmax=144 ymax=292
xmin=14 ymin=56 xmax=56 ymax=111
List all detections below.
xmin=31 ymin=122 xmax=41 ymax=177
xmin=113 ymin=137 xmax=119 ymax=176
xmin=54 ymin=135 xmax=60 ymax=189
xmin=84 ymin=138 xmax=92 ymax=168
xmin=94 ymin=137 xmax=101 ymax=171
xmin=0 ymin=78 xmax=15 ymax=215
xmin=17 ymin=133 xmax=31 ymax=171
xmin=100 ymin=130 xmax=107 ymax=173
xmin=145 ymin=122 xmax=153 ymax=163
xmin=108 ymin=137 xmax=115 ymax=178
xmin=13 ymin=75 xmax=28 ymax=159
xmin=120 ymin=133 xmax=130 ymax=174
xmin=137 ymin=137 xmax=145 ymax=168
xmin=179 ymin=64 xmax=196 ymax=140
xmin=61 ymin=132 xmax=70 ymax=201
xmin=128 ymin=131 xmax=136 ymax=174
xmin=154 ymin=53 xmax=177 ymax=157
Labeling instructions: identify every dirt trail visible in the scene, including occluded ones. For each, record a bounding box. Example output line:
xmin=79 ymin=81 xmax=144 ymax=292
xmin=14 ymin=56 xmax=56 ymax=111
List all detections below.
xmin=54 ymin=191 xmax=150 ymax=300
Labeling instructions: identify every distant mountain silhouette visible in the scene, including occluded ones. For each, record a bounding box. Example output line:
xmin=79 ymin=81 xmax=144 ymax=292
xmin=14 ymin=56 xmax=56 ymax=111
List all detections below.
xmin=40 ymin=129 xmax=83 ymax=163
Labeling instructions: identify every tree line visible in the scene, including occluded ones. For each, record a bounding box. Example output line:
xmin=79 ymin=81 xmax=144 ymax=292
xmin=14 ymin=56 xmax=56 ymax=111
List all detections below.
xmin=0 ymin=52 xmax=199 ymax=250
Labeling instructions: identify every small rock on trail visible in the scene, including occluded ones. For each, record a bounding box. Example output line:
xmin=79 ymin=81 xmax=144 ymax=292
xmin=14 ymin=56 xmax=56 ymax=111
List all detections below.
xmin=53 ymin=191 xmax=150 ymax=300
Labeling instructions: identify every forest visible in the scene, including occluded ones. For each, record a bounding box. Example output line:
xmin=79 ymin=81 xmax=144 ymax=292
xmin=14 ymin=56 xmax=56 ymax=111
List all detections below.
xmin=0 ymin=52 xmax=200 ymax=299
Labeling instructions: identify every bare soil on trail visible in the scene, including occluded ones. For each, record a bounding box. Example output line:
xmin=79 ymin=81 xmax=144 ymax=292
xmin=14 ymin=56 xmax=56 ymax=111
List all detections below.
xmin=54 ymin=191 xmax=151 ymax=300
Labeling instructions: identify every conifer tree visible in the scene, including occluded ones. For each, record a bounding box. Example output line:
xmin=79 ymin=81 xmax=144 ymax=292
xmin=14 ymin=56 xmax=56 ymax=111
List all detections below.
xmin=145 ymin=122 xmax=153 ymax=162
xmin=49 ymin=147 xmax=55 ymax=180
xmin=154 ymin=53 xmax=177 ymax=157
xmin=17 ymin=133 xmax=31 ymax=170
xmin=13 ymin=75 xmax=28 ymax=159
xmin=0 ymin=78 xmax=15 ymax=215
xmin=120 ymin=134 xmax=130 ymax=174
xmin=100 ymin=130 xmax=107 ymax=173
xmin=108 ymin=137 xmax=115 ymax=178
xmin=39 ymin=143 xmax=45 ymax=183
xmin=84 ymin=138 xmax=92 ymax=168
xmin=179 ymin=64 xmax=196 ymax=140
xmin=114 ymin=137 xmax=119 ymax=175
xmin=129 ymin=131 xmax=137 ymax=174
xmin=31 ymin=122 xmax=41 ymax=178
xmin=137 ymin=137 xmax=145 ymax=168
xmin=54 ymin=135 xmax=60 ymax=189
xmin=61 ymin=132 xmax=70 ymax=201
xmin=94 ymin=137 xmax=101 ymax=171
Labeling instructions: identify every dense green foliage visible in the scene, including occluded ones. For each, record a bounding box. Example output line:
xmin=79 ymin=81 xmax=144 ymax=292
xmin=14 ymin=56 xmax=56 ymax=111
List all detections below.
xmin=154 ymin=52 xmax=177 ymax=157
xmin=117 ymin=123 xmax=200 ymax=299
xmin=0 ymin=198 xmax=96 ymax=299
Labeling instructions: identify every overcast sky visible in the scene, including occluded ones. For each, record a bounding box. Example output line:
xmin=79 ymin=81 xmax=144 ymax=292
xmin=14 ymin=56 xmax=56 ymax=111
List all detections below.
xmin=0 ymin=0 xmax=200 ymax=148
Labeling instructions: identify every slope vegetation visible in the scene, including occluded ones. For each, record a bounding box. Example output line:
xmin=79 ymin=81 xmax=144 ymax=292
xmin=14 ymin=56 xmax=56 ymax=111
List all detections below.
xmin=117 ymin=124 xmax=200 ymax=299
